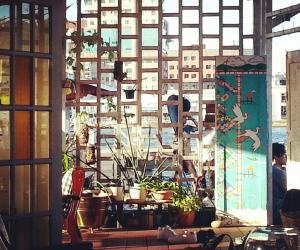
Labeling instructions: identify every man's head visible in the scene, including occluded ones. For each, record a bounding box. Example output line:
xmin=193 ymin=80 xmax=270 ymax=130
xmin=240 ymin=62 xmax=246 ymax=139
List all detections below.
xmin=272 ymin=142 xmax=287 ymax=166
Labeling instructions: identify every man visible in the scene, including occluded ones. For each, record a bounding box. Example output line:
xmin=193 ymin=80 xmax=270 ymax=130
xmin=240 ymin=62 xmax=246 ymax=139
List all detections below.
xmin=272 ymin=142 xmax=287 ymax=225
xmin=167 ymin=95 xmax=198 ymax=142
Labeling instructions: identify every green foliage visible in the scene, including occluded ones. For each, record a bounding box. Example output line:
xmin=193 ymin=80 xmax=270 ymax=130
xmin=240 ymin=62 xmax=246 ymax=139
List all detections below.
xmin=62 ymin=152 xmax=73 ymax=173
xmin=105 ymin=108 xmax=171 ymax=187
xmin=171 ymin=189 xmax=203 ymax=213
xmin=147 ymin=180 xmax=180 ymax=192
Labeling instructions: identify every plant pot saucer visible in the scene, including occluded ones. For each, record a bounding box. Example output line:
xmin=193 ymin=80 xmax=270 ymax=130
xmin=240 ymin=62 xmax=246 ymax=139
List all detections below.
xmin=125 ymin=198 xmax=146 ymax=203
xmin=152 ymin=199 xmax=172 ymax=203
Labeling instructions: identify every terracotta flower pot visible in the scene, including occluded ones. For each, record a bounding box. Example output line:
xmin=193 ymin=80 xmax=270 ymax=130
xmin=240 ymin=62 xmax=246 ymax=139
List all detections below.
xmin=77 ymin=195 xmax=110 ymax=229
xmin=179 ymin=211 xmax=196 ymax=227
xmin=151 ymin=190 xmax=173 ymax=201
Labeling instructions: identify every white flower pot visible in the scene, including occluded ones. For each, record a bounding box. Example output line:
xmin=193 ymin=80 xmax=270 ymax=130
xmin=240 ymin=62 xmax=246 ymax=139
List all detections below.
xmin=129 ymin=184 xmax=147 ymax=201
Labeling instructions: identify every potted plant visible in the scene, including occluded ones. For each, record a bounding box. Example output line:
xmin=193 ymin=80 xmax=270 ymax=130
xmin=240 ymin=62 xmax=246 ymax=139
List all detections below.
xmin=77 ymin=181 xmax=111 ymax=232
xmin=171 ymin=188 xmax=203 ymax=227
xmin=105 ymin=108 xmax=171 ymax=201
xmin=123 ymin=85 xmax=136 ymax=99
xmin=147 ymin=180 xmax=180 ymax=201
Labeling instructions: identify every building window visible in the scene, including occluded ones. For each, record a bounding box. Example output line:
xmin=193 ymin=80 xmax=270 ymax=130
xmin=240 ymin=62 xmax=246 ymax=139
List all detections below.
xmin=191 ymin=74 xmax=197 ymax=78
xmin=184 ymin=74 xmax=189 ymax=78
xmin=280 ymin=79 xmax=286 ymax=85
xmin=281 ymin=93 xmax=286 ymax=103
xmin=169 ymin=65 xmax=174 ymax=70
xmin=184 ymin=56 xmax=188 ymax=61
xmin=281 ymin=106 xmax=287 ymax=119
xmin=206 ymin=74 xmax=211 ymax=78
xmin=206 ymin=65 xmax=211 ymax=69
xmin=169 ymin=74 xmax=174 ymax=78
xmin=191 ymin=56 xmax=196 ymax=60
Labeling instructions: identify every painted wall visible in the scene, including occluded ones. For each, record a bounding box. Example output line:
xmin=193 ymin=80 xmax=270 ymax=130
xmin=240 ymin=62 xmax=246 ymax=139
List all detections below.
xmin=215 ymin=56 xmax=268 ymax=225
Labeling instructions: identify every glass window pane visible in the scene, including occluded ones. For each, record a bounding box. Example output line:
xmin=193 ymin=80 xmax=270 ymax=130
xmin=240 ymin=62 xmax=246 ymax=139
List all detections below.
xmin=101 ymin=52 xmax=117 ymax=69
xmin=0 ymin=4 xmax=10 ymax=49
xmin=34 ymin=165 xmax=49 ymax=212
xmin=203 ymin=17 xmax=219 ymax=34
xmin=142 ymin=28 xmax=158 ymax=47
xmin=223 ymin=27 xmax=239 ymax=46
xmin=34 ymin=5 xmax=49 ymax=53
xmin=142 ymin=0 xmax=159 ymax=7
xmin=121 ymin=39 xmax=137 ymax=57
xmin=14 ymin=219 xmax=31 ymax=249
xmin=121 ymin=105 xmax=137 ymax=124
xmin=243 ymin=0 xmax=253 ymax=35
xmin=34 ymin=112 xmax=49 ymax=158
xmin=142 ymin=50 xmax=158 ymax=68
xmin=101 ymin=28 xmax=118 ymax=47
xmin=183 ymin=0 xmax=199 ymax=6
xmin=163 ymin=0 xmax=179 ymax=13
xmin=182 ymin=50 xmax=199 ymax=68
xmin=123 ymin=61 xmax=137 ymax=80
xmin=122 ymin=17 xmax=137 ymax=35
xmin=101 ymin=11 xmax=118 ymax=24
xmin=203 ymin=60 xmax=216 ymax=79
xmin=203 ymin=38 xmax=219 ymax=56
xmin=15 ymin=165 xmax=30 ymax=214
xmin=243 ymin=38 xmax=254 ymax=55
xmin=162 ymin=39 xmax=179 ymax=57
xmin=14 ymin=3 xmax=30 ymax=51
xmin=141 ymin=94 xmax=158 ymax=112
xmin=0 ymin=111 xmax=10 ymax=160
xmin=142 ymin=116 xmax=158 ymax=127
xmin=80 ymin=41 xmax=97 ymax=58
xmin=33 ymin=217 xmax=50 ymax=248
xmin=81 ymin=18 xmax=97 ymax=35
xmin=0 ymin=166 xmax=10 ymax=215
xmin=14 ymin=111 xmax=30 ymax=160
xmin=81 ymin=0 xmax=98 ymax=13
xmin=142 ymin=10 xmax=158 ymax=24
xmin=203 ymin=0 xmax=219 ymax=13
xmin=101 ymin=96 xmax=117 ymax=113
xmin=101 ymin=73 xmax=117 ymax=91
xmin=101 ymin=0 xmax=117 ymax=7
xmin=182 ymin=28 xmax=199 ymax=46
xmin=66 ymin=38 xmax=75 ymax=79
xmin=0 ymin=56 xmax=10 ymax=105
xmin=182 ymin=72 xmax=199 ymax=83
xmin=162 ymin=61 xmax=178 ymax=79
xmin=183 ymin=10 xmax=199 ymax=24
xmin=223 ymin=50 xmax=239 ymax=56
xmin=142 ymin=72 xmax=158 ymax=90
xmin=66 ymin=0 xmax=77 ymax=22
xmin=223 ymin=0 xmax=239 ymax=6
xmin=162 ymin=83 xmax=179 ymax=100
xmin=122 ymin=0 xmax=136 ymax=13
xmin=223 ymin=10 xmax=239 ymax=24
xmin=15 ymin=56 xmax=31 ymax=105
xmin=35 ymin=59 xmax=50 ymax=106
xmin=162 ymin=17 xmax=179 ymax=35
xmin=80 ymin=62 xmax=97 ymax=80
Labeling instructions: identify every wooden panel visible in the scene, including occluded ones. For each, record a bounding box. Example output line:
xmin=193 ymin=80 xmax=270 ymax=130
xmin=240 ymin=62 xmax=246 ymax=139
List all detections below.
xmin=286 ymin=50 xmax=300 ymax=190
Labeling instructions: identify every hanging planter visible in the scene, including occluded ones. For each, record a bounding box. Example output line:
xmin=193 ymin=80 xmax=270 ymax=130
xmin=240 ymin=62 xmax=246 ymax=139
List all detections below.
xmin=85 ymin=144 xmax=96 ymax=165
xmin=123 ymin=89 xmax=136 ymax=99
xmin=123 ymin=85 xmax=136 ymax=99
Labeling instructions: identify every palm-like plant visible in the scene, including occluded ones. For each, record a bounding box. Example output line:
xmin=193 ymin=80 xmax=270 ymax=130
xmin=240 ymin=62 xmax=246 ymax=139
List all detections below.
xmin=105 ymin=108 xmax=171 ymax=187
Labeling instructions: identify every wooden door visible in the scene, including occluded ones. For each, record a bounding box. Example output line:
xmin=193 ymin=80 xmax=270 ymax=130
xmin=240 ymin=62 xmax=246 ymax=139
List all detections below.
xmin=286 ymin=50 xmax=300 ymax=190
